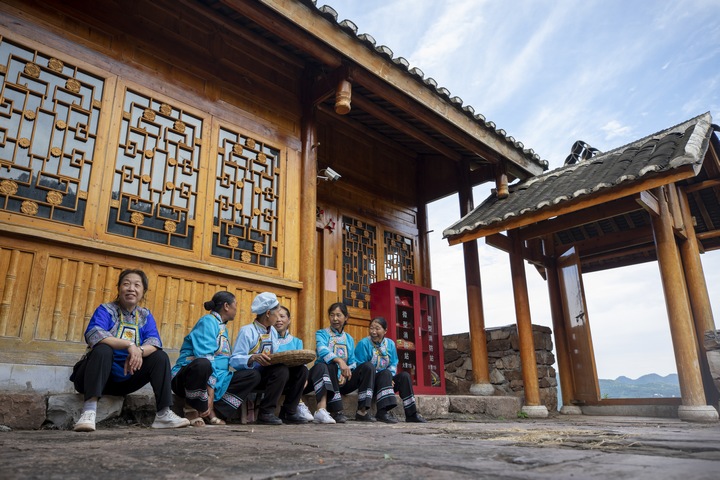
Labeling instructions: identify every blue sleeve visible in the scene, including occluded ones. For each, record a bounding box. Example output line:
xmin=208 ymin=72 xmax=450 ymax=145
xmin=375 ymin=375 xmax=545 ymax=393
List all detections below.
xmin=316 ymin=329 xmax=336 ymax=363
xmin=293 ymin=337 xmax=304 ymax=350
xmin=354 ymin=337 xmax=371 ymax=365
xmin=388 ymin=339 xmax=398 ymax=376
xmin=84 ymin=305 xmax=114 ymax=347
xmin=230 ymin=325 xmax=254 ymax=370
xmin=139 ymin=310 xmax=162 ymax=349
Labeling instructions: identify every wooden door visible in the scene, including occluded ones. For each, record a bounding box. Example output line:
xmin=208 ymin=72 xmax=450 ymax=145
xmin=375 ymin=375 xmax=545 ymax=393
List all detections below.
xmin=557 ymin=247 xmax=600 ymax=403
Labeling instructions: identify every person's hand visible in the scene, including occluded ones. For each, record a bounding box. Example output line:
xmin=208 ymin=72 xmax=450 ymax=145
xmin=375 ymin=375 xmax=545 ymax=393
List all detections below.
xmin=336 ymin=358 xmax=352 ymax=381
xmin=124 ymin=343 xmax=143 ymax=375
xmin=250 ymin=352 xmax=272 ymax=367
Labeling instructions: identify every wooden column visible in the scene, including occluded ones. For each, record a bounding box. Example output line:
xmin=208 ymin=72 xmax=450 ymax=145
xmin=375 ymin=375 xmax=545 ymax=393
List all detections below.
xmin=677 ymin=186 xmax=719 ymax=407
xmin=651 ymin=186 xmax=717 ymax=422
xmin=508 ymin=230 xmax=547 ymax=416
xmin=298 ymin=70 xmax=319 ymax=347
xmin=416 ymin=157 xmax=432 ymax=288
xmin=544 ymin=237 xmax=578 ymax=413
xmin=457 ymin=159 xmax=492 ymax=395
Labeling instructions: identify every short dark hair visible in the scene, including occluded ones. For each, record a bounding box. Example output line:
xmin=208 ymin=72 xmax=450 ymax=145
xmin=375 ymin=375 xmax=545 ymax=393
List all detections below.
xmin=328 ymin=302 xmax=348 ymax=317
xmin=279 ymin=305 xmax=291 ymax=319
xmin=204 ymin=291 xmax=236 ymax=313
xmin=117 ymin=269 xmax=149 ymax=292
xmin=371 ymin=317 xmax=387 ymax=330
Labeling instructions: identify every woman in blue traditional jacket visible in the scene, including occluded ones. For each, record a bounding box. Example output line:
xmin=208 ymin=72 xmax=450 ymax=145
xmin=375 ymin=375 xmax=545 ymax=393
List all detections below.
xmin=315 ymin=302 xmax=375 ymax=423
xmin=171 ymin=291 xmax=261 ymax=425
xmin=355 ymin=317 xmax=427 ymax=423
xmin=70 ymin=269 xmax=190 ymax=432
xmin=230 ymin=292 xmax=309 ymax=425
xmin=275 ymin=306 xmax=336 ymax=424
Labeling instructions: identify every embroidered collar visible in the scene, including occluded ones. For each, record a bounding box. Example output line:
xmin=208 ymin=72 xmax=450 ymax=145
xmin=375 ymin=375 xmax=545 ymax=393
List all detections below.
xmin=211 ymin=311 xmax=223 ymax=323
xmin=253 ymin=320 xmax=272 ymax=334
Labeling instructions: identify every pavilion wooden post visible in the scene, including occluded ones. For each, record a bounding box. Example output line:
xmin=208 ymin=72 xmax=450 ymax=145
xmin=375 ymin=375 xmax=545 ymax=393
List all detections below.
xmin=651 ymin=186 xmax=718 ymax=422
xmin=677 ymin=186 xmax=719 ymax=407
xmin=543 ymin=237 xmax=580 ymax=414
xmin=298 ymin=70 xmax=320 ymax=347
xmin=508 ymin=229 xmax=548 ymax=417
xmin=457 ymin=159 xmax=493 ymax=395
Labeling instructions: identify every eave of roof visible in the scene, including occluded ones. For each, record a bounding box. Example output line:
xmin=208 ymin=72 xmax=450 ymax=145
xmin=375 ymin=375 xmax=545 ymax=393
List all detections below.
xmin=443 ymin=112 xmax=714 ymax=242
xmin=249 ymin=0 xmax=547 ymax=176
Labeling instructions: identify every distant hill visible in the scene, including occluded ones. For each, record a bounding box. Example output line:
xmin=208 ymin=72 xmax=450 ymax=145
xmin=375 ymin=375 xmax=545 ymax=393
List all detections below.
xmin=599 ymin=373 xmax=680 ymax=398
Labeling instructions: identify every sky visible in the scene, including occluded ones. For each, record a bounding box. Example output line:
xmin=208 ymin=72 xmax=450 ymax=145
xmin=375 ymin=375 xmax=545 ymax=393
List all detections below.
xmin=325 ymin=0 xmax=720 ymax=381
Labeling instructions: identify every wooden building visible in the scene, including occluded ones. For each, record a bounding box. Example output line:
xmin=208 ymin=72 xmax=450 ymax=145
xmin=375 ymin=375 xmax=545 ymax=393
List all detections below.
xmin=0 ymin=0 xmax=546 ymax=387
xmin=444 ymin=114 xmax=720 ymax=421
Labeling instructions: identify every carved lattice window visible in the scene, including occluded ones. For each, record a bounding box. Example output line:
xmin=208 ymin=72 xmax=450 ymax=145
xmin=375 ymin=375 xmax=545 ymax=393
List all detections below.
xmin=384 ymin=230 xmax=415 ymax=283
xmin=107 ymin=89 xmax=202 ymax=249
xmin=211 ymin=127 xmax=279 ymax=267
xmin=342 ymin=216 xmax=377 ymax=309
xmin=0 ymin=38 xmax=104 ymax=224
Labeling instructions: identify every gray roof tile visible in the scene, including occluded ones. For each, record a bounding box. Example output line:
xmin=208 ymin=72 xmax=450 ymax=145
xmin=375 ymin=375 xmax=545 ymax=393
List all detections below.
xmin=443 ymin=112 xmax=714 ymax=239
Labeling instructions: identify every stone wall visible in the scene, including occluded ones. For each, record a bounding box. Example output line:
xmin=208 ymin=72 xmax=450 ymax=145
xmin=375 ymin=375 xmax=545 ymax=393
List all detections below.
xmin=443 ymin=324 xmax=558 ymax=412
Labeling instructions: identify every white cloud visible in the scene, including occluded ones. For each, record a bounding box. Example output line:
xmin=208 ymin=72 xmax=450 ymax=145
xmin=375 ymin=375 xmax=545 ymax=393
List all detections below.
xmin=600 ymin=120 xmax=633 ymax=141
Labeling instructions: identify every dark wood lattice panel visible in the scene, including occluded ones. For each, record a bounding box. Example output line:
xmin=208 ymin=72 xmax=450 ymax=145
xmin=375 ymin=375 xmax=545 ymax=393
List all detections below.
xmin=211 ymin=126 xmax=279 ymax=268
xmin=107 ymin=89 xmax=202 ymax=249
xmin=0 ymin=37 xmax=104 ymax=224
xmin=384 ymin=230 xmax=415 ymax=283
xmin=342 ymin=216 xmax=377 ymax=309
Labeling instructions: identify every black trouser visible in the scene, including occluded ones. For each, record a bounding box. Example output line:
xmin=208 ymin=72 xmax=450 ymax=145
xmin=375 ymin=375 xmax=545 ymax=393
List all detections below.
xmin=256 ymin=364 xmax=308 ymax=415
xmin=326 ymin=361 xmax=375 ymax=413
xmin=170 ymin=358 xmax=261 ymax=420
xmin=71 ymin=343 xmax=173 ymax=411
xmin=374 ymin=369 xmax=417 ymax=417
xmin=303 ymin=362 xmax=335 ymax=404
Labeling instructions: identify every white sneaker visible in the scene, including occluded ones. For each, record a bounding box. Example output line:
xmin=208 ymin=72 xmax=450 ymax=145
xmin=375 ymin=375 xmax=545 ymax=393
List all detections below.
xmin=74 ymin=410 xmax=96 ymax=432
xmin=151 ymin=410 xmax=191 ymax=429
xmin=313 ymin=408 xmax=336 ymax=424
xmin=297 ymin=402 xmax=314 ymax=422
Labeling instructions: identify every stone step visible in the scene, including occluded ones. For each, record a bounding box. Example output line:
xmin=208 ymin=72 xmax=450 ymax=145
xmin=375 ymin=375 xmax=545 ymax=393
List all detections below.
xmin=0 ymin=391 xmax=523 ymax=429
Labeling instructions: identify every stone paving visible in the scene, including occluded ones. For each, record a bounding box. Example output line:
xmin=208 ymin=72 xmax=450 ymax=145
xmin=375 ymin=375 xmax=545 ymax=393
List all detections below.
xmin=2 ymin=414 xmax=719 ymax=479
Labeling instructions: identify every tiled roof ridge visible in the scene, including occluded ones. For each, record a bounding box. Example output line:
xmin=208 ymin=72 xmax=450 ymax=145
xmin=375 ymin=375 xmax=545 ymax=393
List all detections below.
xmin=308 ymin=1 xmax=548 ymax=169
xmin=518 ymin=112 xmax=712 ymax=190
xmin=442 ymin=112 xmax=714 ymax=239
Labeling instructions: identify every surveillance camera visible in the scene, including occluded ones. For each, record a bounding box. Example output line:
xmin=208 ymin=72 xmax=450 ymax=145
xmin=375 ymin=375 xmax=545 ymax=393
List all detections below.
xmin=318 ymin=167 xmax=341 ymax=181
xmin=324 ymin=167 xmax=341 ymax=181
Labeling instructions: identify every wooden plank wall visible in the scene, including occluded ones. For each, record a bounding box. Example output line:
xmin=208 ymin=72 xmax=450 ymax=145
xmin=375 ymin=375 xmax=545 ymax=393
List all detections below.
xmin=0 ymin=235 xmax=297 ymax=366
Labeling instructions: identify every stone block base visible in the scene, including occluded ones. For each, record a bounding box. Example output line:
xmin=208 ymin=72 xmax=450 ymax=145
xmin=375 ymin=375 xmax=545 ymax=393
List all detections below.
xmin=46 ymin=394 xmax=124 ymax=429
xmin=449 ymin=395 xmax=522 ymax=418
xmin=0 ymin=392 xmax=46 ymax=430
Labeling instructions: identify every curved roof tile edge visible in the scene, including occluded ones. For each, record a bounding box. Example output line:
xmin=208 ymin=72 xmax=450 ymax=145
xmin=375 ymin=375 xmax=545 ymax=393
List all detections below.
xmin=311 ymin=2 xmax=548 ymax=169
xmin=441 ymin=112 xmax=714 ymax=239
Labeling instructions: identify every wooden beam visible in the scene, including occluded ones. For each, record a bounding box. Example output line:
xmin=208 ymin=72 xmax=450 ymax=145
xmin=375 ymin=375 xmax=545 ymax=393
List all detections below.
xmin=636 ymin=190 xmax=660 ymax=217
xmin=448 ymin=166 xmax=697 ymax=246
xmin=580 ymin=243 xmax=656 ymax=266
xmin=685 ymin=178 xmax=720 ymax=193
xmin=518 ymin=196 xmax=643 ymax=241
xmin=569 ymin=224 xmax=655 ymax=258
xmin=352 ymin=94 xmax=462 ymax=161
xmin=486 ymin=232 xmax=545 ymax=266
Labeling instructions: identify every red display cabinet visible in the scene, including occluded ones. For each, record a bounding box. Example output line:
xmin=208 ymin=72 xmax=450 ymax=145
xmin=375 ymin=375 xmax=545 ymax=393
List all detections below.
xmin=370 ymin=279 xmax=445 ymax=395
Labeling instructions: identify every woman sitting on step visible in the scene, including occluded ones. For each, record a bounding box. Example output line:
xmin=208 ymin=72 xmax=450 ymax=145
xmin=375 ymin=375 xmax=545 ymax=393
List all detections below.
xmin=354 ymin=317 xmax=427 ymax=424
xmin=70 ymin=269 xmax=190 ymax=432
xmin=171 ymin=291 xmax=261 ymax=426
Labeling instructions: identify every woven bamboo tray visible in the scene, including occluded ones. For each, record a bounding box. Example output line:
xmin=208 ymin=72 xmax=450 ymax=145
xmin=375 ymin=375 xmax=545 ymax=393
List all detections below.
xmin=269 ymin=349 xmax=316 ymax=367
